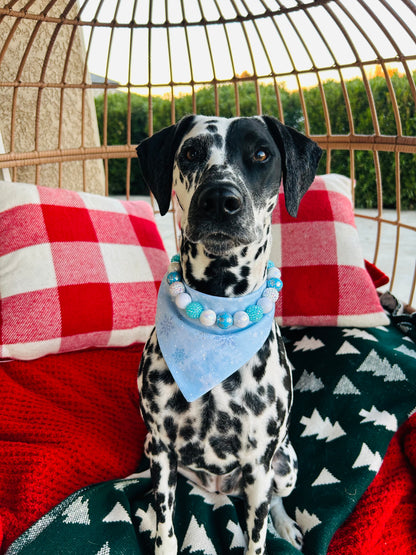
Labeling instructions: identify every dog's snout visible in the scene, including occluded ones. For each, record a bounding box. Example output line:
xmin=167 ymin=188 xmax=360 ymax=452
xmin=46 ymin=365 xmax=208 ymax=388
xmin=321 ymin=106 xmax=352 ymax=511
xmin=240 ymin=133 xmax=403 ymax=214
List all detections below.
xmin=197 ymin=185 xmax=243 ymax=219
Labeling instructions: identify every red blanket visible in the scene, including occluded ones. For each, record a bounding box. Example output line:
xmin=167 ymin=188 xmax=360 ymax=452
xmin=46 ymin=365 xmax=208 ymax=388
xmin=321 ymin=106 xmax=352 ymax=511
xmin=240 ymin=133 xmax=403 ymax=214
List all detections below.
xmin=1 ymin=345 xmax=415 ymax=553
xmin=0 ymin=346 xmax=147 ymax=553
xmin=329 ymin=412 xmax=416 ymax=554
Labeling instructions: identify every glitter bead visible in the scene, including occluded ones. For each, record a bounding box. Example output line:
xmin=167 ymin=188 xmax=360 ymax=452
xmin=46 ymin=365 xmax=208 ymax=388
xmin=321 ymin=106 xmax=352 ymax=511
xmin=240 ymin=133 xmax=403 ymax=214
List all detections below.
xmin=233 ymin=310 xmax=250 ymax=329
xmin=167 ymin=271 xmax=181 ymax=285
xmin=217 ymin=312 xmax=233 ymax=329
xmin=267 ymin=266 xmax=281 ymax=280
xmin=186 ymin=301 xmax=204 ymax=319
xmin=200 ymin=309 xmax=216 ymax=327
xmin=175 ymin=292 xmax=192 ymax=309
xmin=257 ymin=296 xmax=274 ymax=314
xmin=171 ymin=254 xmax=181 ymax=263
xmin=245 ymin=304 xmax=264 ymax=323
xmin=169 ymin=281 xmax=185 ymax=297
xmin=267 ymin=260 xmax=275 ymax=269
xmin=267 ymin=278 xmax=283 ymax=291
xmin=262 ymin=287 xmax=279 ymax=302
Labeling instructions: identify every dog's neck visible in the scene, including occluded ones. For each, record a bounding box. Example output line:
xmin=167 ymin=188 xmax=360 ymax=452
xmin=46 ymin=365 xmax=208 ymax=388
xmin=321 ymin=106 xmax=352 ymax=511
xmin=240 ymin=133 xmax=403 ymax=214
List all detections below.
xmin=179 ymin=234 xmax=272 ymax=298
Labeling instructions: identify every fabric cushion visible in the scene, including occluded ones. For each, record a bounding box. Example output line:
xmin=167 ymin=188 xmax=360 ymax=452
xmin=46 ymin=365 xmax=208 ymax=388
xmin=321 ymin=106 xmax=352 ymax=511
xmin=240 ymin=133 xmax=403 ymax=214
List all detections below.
xmin=0 ymin=345 xmax=147 ymax=553
xmin=0 ymin=181 xmax=169 ymax=360
xmin=271 ymin=174 xmax=389 ymax=327
xmin=4 ymin=324 xmax=416 ymax=555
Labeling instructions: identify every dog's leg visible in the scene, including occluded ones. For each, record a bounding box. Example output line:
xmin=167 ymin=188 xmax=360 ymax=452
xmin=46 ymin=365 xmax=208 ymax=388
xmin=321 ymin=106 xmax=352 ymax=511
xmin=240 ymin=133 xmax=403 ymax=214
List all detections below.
xmin=242 ymin=464 xmax=274 ymax=555
xmin=149 ymin=440 xmax=178 ymax=554
xmin=270 ymin=437 xmax=303 ymax=549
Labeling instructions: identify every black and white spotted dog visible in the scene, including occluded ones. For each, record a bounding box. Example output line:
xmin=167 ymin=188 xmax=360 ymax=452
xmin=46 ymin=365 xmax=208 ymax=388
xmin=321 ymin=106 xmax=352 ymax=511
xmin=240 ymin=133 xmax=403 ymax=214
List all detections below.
xmin=136 ymin=115 xmax=321 ymax=554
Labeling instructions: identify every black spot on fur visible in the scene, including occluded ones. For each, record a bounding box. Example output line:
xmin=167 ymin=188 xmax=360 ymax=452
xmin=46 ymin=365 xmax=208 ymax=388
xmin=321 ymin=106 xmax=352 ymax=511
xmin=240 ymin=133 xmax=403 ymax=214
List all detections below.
xmin=252 ymin=501 xmax=269 ymax=542
xmin=241 ymin=265 xmax=250 ymax=277
xmin=209 ymin=435 xmax=241 ymax=458
xmin=150 ymin=401 xmax=160 ymax=414
xmin=206 ymin=124 xmax=218 ymax=133
xmin=244 ymin=390 xmax=266 ymax=417
xmin=199 ymin=393 xmax=216 ymax=440
xmin=213 ymin=134 xmax=223 ymax=149
xmin=222 ymin=371 xmax=241 ymax=392
xmin=230 ymin=400 xmax=248 ymax=415
xmin=252 ymin=363 xmax=266 ymax=382
xmin=167 ymin=391 xmax=189 ymax=413
xmin=261 ymin=439 xmax=278 ymax=470
xmin=267 ymin=384 xmax=276 ymax=403
xmin=267 ymin=418 xmax=279 ymax=437
xmin=233 ymin=279 xmax=248 ymax=296
xmin=179 ymin=425 xmax=195 ymax=440
xmin=275 ymin=451 xmax=291 ymax=476
xmin=179 ymin=442 xmax=204 ymax=466
xmin=216 ymin=411 xmax=232 ymax=433
xmin=164 ymin=416 xmax=178 ymax=443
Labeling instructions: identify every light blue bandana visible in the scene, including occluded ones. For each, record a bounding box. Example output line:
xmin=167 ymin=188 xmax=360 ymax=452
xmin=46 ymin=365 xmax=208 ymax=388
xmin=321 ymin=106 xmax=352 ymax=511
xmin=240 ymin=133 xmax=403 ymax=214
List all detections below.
xmin=155 ymin=276 xmax=275 ymax=402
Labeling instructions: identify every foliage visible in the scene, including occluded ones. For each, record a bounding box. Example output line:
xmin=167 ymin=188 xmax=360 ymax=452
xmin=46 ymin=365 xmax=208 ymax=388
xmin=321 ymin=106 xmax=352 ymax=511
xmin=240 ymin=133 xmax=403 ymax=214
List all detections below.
xmin=95 ymin=72 xmax=416 ymax=208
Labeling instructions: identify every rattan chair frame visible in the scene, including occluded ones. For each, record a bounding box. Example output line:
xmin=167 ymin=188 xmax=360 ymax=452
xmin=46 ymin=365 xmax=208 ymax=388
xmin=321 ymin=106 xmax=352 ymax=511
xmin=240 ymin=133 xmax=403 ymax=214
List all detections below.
xmin=0 ymin=0 xmax=415 ymax=304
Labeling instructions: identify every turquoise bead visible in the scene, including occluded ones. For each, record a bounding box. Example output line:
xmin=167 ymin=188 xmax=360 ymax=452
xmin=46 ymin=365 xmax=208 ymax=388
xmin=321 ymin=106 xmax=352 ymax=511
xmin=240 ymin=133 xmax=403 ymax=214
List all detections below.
xmin=185 ymin=301 xmax=204 ymax=319
xmin=267 ymin=260 xmax=274 ymax=269
xmin=171 ymin=254 xmax=181 ymax=263
xmin=267 ymin=278 xmax=283 ymax=291
xmin=217 ymin=312 xmax=233 ymax=329
xmin=245 ymin=304 xmax=264 ymax=323
xmin=167 ymin=271 xmax=181 ymax=285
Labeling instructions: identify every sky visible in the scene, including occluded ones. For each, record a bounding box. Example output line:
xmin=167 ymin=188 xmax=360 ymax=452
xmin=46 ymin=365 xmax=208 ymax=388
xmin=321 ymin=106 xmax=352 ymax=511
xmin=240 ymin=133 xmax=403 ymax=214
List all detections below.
xmin=80 ymin=0 xmax=416 ymax=94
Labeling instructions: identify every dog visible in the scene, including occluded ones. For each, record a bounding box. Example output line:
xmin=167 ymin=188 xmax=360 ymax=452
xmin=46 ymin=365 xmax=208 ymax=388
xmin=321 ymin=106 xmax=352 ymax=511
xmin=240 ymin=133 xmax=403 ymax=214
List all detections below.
xmin=136 ymin=115 xmax=322 ymax=554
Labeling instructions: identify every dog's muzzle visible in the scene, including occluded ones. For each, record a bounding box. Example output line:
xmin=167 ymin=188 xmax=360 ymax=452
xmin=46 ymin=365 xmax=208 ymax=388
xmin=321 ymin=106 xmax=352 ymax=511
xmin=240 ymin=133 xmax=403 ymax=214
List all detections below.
xmin=197 ymin=183 xmax=243 ymax=220
xmin=186 ymin=182 xmax=256 ymax=254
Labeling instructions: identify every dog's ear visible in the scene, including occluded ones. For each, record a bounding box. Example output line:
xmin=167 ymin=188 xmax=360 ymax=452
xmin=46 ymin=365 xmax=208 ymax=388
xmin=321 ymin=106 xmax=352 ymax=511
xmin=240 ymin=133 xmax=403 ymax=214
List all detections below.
xmin=262 ymin=115 xmax=322 ymax=217
xmin=136 ymin=115 xmax=195 ymax=216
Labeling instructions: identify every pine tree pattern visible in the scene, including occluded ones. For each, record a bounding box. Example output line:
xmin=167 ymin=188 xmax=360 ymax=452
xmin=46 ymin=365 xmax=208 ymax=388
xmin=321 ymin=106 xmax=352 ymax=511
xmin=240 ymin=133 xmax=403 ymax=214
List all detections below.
xmin=6 ymin=324 xmax=416 ymax=555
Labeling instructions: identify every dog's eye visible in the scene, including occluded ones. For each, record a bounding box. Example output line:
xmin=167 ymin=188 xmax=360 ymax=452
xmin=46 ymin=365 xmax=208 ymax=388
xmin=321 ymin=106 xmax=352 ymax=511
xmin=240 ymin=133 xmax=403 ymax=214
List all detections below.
xmin=185 ymin=147 xmax=198 ymax=162
xmin=253 ymin=149 xmax=269 ymax=162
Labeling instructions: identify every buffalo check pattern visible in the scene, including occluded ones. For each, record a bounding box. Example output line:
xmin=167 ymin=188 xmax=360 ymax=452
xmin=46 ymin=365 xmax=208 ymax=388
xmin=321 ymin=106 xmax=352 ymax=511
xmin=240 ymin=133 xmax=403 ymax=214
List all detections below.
xmin=0 ymin=181 xmax=169 ymax=360
xmin=271 ymin=174 xmax=389 ymax=327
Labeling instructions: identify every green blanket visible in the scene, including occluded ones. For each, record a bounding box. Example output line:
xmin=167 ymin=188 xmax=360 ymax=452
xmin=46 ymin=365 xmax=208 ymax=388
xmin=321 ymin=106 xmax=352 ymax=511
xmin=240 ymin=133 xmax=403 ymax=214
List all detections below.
xmin=7 ymin=324 xmax=416 ymax=555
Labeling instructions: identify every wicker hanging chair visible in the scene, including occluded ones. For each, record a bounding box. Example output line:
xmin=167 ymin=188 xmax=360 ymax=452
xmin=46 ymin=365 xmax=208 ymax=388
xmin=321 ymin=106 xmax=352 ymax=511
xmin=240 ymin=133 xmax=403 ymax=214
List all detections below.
xmin=0 ymin=0 xmax=415 ymax=304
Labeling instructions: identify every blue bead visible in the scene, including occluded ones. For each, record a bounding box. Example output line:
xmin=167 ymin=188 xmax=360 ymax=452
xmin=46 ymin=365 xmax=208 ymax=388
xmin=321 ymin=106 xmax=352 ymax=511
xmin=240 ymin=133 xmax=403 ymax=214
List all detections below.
xmin=267 ymin=260 xmax=274 ymax=269
xmin=167 ymin=271 xmax=181 ymax=285
xmin=267 ymin=278 xmax=283 ymax=291
xmin=185 ymin=301 xmax=204 ymax=319
xmin=245 ymin=305 xmax=264 ymax=323
xmin=216 ymin=312 xmax=233 ymax=329
xmin=171 ymin=254 xmax=181 ymax=263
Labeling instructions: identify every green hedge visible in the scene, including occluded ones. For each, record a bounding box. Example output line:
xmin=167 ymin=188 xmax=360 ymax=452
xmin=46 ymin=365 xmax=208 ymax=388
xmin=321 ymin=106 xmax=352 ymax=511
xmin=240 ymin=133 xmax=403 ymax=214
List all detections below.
xmin=95 ymin=73 xmax=416 ymax=209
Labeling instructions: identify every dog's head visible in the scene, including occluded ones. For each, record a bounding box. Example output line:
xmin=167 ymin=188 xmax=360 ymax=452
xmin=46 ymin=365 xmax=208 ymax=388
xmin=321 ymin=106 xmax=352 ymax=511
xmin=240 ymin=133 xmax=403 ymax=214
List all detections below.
xmin=137 ymin=115 xmax=322 ymax=256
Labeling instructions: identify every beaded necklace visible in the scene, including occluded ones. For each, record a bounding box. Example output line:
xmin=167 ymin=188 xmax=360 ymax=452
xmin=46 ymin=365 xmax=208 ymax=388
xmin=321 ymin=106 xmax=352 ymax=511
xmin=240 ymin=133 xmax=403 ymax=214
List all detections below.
xmin=166 ymin=254 xmax=283 ymax=330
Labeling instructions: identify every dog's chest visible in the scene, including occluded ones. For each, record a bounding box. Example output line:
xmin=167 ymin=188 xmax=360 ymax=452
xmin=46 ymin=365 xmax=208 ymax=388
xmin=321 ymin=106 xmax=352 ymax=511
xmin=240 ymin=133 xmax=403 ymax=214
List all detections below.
xmin=139 ymin=324 xmax=292 ymax=473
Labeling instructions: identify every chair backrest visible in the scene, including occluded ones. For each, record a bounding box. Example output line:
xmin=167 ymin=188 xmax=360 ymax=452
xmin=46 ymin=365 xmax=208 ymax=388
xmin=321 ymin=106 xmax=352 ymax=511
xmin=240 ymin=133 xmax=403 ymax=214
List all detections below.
xmin=0 ymin=0 xmax=415 ymax=305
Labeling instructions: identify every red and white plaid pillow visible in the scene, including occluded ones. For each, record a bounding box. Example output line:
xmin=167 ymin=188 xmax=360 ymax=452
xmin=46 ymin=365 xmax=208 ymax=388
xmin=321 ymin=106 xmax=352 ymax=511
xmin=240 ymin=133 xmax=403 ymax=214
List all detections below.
xmin=271 ymin=174 xmax=389 ymax=327
xmin=0 ymin=181 xmax=169 ymax=360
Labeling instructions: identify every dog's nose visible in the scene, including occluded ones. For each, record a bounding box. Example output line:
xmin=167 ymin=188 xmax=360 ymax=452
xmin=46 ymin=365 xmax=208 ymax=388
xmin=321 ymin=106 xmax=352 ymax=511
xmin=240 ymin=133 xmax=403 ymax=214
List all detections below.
xmin=197 ymin=185 xmax=243 ymax=219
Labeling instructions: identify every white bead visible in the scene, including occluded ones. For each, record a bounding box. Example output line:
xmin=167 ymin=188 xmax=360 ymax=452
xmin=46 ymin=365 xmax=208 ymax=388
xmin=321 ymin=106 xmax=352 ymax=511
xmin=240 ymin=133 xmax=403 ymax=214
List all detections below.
xmin=169 ymin=281 xmax=185 ymax=297
xmin=257 ymin=296 xmax=274 ymax=314
xmin=200 ymin=309 xmax=216 ymax=327
xmin=262 ymin=287 xmax=279 ymax=303
xmin=233 ymin=311 xmax=250 ymax=328
xmin=267 ymin=266 xmax=281 ymax=279
xmin=175 ymin=292 xmax=192 ymax=309
xmin=169 ymin=261 xmax=181 ymax=273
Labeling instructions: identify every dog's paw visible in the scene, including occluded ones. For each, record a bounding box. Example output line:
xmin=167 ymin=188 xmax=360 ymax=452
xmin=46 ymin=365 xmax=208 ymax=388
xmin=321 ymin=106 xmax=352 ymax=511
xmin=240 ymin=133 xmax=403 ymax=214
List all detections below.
xmin=274 ymin=518 xmax=303 ymax=550
xmin=269 ymin=496 xmax=303 ymax=550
